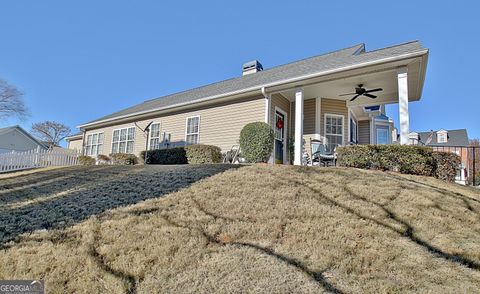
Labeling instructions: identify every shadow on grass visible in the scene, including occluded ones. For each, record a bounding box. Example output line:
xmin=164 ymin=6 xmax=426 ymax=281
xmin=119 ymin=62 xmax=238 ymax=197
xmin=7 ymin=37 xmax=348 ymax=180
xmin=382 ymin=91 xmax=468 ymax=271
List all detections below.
xmin=0 ymin=166 xmax=128 ymax=205
xmin=161 ymin=213 xmax=345 ymax=294
xmin=264 ymin=168 xmax=480 ymax=272
xmin=0 ymin=164 xmax=241 ymax=248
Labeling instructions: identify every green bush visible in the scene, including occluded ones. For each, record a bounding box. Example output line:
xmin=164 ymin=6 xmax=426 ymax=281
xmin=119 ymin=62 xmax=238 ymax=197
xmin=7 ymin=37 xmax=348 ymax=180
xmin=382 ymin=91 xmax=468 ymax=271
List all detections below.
xmin=109 ymin=153 xmax=138 ymax=165
xmin=337 ymin=145 xmax=460 ymax=182
xmin=185 ymin=144 xmax=222 ymax=164
xmin=140 ymin=147 xmax=188 ymax=164
xmin=239 ymin=122 xmax=274 ymax=163
xmin=78 ymin=155 xmax=96 ymax=165
xmin=433 ymin=152 xmax=461 ymax=182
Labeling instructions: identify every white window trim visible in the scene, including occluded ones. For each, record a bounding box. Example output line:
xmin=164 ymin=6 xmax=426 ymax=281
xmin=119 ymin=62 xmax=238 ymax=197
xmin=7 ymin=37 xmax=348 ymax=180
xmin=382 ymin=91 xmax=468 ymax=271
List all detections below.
xmin=84 ymin=132 xmax=104 ymax=156
xmin=375 ymin=123 xmax=391 ymax=145
xmin=315 ymin=97 xmax=321 ymax=140
xmin=274 ymin=106 xmax=288 ymax=164
xmin=350 ymin=118 xmax=357 ymax=144
xmin=185 ymin=115 xmax=200 ymax=145
xmin=324 ymin=113 xmax=345 ymax=148
xmin=348 ymin=110 xmax=358 ymax=144
xmin=376 ymin=126 xmax=390 ymax=145
xmin=111 ymin=126 xmax=136 ymax=154
xmin=147 ymin=122 xmax=161 ymax=150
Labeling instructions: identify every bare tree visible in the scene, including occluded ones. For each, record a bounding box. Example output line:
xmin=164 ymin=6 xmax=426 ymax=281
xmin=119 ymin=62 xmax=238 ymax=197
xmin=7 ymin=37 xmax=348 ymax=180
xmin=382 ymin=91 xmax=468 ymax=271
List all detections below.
xmin=31 ymin=121 xmax=71 ymax=147
xmin=0 ymin=79 xmax=28 ymax=121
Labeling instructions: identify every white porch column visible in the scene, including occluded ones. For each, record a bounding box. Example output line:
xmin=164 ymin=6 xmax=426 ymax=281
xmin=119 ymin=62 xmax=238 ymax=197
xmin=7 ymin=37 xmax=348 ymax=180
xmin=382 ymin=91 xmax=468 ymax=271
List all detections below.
xmin=294 ymin=88 xmax=304 ymax=165
xmin=397 ymin=67 xmax=410 ymax=145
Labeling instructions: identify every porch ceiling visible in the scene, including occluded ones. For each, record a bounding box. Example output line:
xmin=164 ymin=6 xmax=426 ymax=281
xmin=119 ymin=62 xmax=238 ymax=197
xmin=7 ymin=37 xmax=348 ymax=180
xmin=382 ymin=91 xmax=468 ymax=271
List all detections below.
xmin=274 ymin=56 xmax=425 ymax=107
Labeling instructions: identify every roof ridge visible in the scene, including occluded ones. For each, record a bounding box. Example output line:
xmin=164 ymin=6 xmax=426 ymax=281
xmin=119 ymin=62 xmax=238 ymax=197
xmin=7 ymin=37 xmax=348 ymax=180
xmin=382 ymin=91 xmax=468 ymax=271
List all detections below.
xmin=142 ymin=43 xmax=365 ymax=104
xmin=361 ymin=40 xmax=422 ymax=54
xmin=417 ymin=128 xmax=467 ymax=133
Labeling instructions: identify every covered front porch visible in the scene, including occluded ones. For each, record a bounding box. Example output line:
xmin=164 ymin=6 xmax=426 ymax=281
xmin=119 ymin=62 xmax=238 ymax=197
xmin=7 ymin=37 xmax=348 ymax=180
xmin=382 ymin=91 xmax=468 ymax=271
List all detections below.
xmin=263 ymin=53 xmax=428 ymax=165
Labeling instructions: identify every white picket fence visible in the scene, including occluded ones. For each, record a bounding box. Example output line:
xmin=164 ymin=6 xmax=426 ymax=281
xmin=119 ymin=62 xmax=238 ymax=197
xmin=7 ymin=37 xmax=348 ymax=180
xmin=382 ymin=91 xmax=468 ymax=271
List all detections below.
xmin=0 ymin=148 xmax=80 ymax=173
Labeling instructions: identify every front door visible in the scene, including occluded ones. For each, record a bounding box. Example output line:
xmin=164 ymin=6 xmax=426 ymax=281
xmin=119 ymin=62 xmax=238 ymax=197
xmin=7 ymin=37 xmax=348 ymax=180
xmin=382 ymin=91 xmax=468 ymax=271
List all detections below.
xmin=274 ymin=110 xmax=286 ymax=164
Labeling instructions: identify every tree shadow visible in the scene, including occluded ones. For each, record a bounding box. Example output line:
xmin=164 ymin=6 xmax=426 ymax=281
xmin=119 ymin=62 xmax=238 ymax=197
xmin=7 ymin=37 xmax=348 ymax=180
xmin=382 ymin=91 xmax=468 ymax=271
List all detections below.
xmin=0 ymin=164 xmax=241 ymax=248
xmin=160 ymin=214 xmax=344 ymax=294
xmin=0 ymin=166 xmax=135 ymax=205
xmin=261 ymin=168 xmax=480 ymax=272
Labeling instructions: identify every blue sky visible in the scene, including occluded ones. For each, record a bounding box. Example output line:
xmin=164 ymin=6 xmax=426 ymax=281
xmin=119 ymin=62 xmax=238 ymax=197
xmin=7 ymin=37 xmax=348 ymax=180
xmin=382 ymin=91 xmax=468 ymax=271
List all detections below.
xmin=0 ymin=0 xmax=479 ymax=143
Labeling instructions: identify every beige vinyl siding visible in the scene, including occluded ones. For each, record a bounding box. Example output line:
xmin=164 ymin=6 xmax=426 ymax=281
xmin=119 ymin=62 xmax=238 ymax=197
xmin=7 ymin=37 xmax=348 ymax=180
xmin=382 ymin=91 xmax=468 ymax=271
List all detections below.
xmin=358 ymin=120 xmax=370 ymax=145
xmin=67 ymin=138 xmax=83 ymax=151
xmin=84 ymin=96 xmax=265 ymax=156
xmin=320 ymin=98 xmax=348 ymax=145
xmin=291 ymin=98 xmax=316 ymax=156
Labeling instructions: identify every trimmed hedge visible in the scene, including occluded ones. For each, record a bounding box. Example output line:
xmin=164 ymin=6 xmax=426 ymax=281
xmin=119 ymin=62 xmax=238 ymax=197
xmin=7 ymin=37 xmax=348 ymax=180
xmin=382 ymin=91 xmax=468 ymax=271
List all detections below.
xmin=433 ymin=152 xmax=461 ymax=182
xmin=79 ymin=155 xmax=96 ymax=165
xmin=185 ymin=144 xmax=222 ymax=164
xmin=239 ymin=122 xmax=274 ymax=163
xmin=109 ymin=153 xmax=138 ymax=165
xmin=140 ymin=147 xmax=188 ymax=164
xmin=337 ymin=145 xmax=461 ymax=182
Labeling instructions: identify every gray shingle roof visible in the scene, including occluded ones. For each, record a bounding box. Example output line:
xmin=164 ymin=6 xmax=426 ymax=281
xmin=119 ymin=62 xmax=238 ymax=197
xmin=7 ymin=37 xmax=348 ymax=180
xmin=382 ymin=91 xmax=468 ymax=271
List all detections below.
xmin=65 ymin=132 xmax=83 ymax=140
xmin=82 ymin=40 xmax=427 ymax=126
xmin=417 ymin=129 xmax=469 ymax=147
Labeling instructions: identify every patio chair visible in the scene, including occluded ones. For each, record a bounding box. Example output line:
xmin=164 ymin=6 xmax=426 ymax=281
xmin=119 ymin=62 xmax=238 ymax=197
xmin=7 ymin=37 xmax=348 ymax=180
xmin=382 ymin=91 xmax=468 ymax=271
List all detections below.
xmin=310 ymin=139 xmax=336 ymax=167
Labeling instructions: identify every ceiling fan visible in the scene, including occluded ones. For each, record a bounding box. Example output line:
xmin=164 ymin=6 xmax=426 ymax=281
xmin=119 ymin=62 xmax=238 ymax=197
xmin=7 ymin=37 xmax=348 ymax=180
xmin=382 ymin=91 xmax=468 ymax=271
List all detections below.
xmin=339 ymin=84 xmax=383 ymax=101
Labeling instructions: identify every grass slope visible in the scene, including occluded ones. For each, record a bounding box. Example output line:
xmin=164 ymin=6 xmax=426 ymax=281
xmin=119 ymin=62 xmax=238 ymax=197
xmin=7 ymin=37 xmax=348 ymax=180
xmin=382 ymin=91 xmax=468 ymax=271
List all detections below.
xmin=1 ymin=165 xmax=480 ymax=293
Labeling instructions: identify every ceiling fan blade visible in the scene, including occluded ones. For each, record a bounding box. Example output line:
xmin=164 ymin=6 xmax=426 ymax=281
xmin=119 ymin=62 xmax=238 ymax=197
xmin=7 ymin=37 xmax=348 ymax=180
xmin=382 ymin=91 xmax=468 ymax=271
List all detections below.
xmin=339 ymin=93 xmax=356 ymax=96
xmin=364 ymin=88 xmax=383 ymax=93
xmin=364 ymin=93 xmax=377 ymax=98
xmin=349 ymin=94 xmax=360 ymax=101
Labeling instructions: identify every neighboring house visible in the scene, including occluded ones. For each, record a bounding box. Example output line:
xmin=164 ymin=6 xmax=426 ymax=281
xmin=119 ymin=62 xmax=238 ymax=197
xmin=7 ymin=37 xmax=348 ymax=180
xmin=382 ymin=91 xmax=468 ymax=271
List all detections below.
xmin=65 ymin=133 xmax=84 ymax=152
xmin=71 ymin=40 xmax=429 ymax=165
xmin=409 ymin=129 xmax=470 ymax=184
xmin=0 ymin=125 xmax=47 ymax=154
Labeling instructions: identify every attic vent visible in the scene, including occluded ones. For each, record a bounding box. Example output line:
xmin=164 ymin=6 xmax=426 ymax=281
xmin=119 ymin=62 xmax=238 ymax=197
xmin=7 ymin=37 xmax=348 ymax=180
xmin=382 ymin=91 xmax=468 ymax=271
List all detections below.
xmin=242 ymin=60 xmax=263 ymax=76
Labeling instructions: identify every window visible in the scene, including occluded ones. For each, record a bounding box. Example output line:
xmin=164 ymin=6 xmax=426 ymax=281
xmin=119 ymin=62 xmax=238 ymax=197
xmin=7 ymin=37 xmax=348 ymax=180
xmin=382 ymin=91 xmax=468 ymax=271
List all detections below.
xmin=349 ymin=118 xmax=357 ymax=144
xmin=112 ymin=127 xmax=135 ymax=153
xmin=149 ymin=123 xmax=161 ymax=150
xmin=325 ymin=114 xmax=343 ymax=153
xmin=437 ymin=131 xmax=448 ymax=143
xmin=85 ymin=132 xmax=104 ymax=156
xmin=185 ymin=116 xmax=200 ymax=145
xmin=376 ymin=126 xmax=390 ymax=145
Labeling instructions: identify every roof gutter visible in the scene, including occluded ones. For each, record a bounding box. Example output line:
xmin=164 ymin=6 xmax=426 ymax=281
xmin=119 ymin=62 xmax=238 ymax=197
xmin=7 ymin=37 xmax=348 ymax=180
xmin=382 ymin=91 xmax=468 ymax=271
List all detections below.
xmin=78 ymin=49 xmax=428 ymax=130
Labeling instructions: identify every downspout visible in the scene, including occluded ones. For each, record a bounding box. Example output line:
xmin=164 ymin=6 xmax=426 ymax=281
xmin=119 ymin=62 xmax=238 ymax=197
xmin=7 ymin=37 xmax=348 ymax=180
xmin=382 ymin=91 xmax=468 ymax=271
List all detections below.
xmin=81 ymin=129 xmax=86 ymax=155
xmin=262 ymin=87 xmax=274 ymax=164
xmin=262 ymin=87 xmax=270 ymax=125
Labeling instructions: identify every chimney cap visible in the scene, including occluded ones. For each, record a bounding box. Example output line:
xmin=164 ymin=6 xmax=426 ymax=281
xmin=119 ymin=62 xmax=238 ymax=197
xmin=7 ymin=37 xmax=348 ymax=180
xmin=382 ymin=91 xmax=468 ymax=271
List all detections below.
xmin=242 ymin=60 xmax=263 ymax=75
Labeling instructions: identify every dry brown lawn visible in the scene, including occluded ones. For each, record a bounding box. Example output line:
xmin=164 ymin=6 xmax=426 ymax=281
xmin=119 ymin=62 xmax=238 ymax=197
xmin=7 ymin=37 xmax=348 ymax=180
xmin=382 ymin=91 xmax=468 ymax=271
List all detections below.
xmin=0 ymin=165 xmax=480 ymax=293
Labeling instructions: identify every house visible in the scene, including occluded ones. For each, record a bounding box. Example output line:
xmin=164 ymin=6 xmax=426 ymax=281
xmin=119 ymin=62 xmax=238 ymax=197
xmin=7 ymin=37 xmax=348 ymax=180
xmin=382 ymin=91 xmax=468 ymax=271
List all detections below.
xmin=409 ymin=129 xmax=470 ymax=184
xmin=0 ymin=125 xmax=47 ymax=154
xmin=65 ymin=133 xmax=84 ymax=152
xmin=69 ymin=40 xmax=429 ymax=165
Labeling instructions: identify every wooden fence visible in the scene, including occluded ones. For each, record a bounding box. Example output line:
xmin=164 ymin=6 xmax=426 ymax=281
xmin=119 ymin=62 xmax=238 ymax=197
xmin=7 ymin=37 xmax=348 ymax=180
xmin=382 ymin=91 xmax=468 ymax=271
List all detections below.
xmin=0 ymin=148 xmax=80 ymax=173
